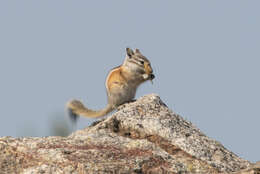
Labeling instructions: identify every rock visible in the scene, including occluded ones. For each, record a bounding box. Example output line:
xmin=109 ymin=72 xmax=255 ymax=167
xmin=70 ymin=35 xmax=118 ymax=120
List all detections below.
xmin=0 ymin=94 xmax=258 ymax=174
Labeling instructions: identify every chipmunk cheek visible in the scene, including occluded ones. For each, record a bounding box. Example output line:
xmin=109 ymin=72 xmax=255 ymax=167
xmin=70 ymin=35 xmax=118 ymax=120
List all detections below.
xmin=144 ymin=62 xmax=153 ymax=75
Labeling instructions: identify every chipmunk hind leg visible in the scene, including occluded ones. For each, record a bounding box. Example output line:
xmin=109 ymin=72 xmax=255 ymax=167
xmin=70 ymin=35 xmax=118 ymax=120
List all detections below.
xmin=108 ymin=86 xmax=136 ymax=108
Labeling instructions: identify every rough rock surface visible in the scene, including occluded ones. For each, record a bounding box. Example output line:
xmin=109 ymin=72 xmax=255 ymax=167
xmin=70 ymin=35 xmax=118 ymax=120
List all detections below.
xmin=0 ymin=94 xmax=258 ymax=174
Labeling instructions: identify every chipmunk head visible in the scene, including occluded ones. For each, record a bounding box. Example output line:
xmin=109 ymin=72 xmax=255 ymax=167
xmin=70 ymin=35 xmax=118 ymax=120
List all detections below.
xmin=123 ymin=48 xmax=155 ymax=81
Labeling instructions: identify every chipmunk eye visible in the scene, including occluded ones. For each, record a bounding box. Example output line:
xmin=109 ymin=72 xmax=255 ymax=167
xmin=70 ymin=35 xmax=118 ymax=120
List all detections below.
xmin=140 ymin=60 xmax=144 ymax=65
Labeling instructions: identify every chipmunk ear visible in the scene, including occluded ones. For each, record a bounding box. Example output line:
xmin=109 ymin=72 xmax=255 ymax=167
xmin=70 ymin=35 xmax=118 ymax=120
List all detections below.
xmin=126 ymin=48 xmax=134 ymax=58
xmin=134 ymin=49 xmax=141 ymax=54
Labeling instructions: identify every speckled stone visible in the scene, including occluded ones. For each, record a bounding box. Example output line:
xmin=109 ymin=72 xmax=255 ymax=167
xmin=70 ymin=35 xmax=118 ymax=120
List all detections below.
xmin=0 ymin=94 xmax=257 ymax=174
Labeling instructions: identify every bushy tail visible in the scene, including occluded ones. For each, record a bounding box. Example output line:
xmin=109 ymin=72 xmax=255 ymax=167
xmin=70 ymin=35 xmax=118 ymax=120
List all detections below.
xmin=66 ymin=100 xmax=113 ymax=121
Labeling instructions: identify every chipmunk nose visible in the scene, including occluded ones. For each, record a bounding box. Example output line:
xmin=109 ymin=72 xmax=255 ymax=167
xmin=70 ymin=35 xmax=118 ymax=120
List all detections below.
xmin=150 ymin=74 xmax=155 ymax=80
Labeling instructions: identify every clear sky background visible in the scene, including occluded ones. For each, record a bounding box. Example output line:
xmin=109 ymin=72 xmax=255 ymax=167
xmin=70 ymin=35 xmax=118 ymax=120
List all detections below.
xmin=0 ymin=1 xmax=259 ymax=162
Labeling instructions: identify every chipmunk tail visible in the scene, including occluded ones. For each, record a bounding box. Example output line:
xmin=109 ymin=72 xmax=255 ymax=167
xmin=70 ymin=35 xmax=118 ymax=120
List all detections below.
xmin=66 ymin=99 xmax=113 ymax=121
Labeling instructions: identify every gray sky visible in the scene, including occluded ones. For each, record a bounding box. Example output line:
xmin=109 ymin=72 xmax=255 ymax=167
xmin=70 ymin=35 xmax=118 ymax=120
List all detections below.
xmin=0 ymin=1 xmax=259 ymax=162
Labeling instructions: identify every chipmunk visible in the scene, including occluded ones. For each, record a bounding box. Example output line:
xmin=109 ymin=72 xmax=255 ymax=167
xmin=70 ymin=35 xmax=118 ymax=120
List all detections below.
xmin=66 ymin=48 xmax=155 ymax=120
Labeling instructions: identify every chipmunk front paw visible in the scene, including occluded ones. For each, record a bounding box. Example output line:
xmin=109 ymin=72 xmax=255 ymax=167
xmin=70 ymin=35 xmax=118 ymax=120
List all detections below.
xmin=142 ymin=73 xmax=155 ymax=80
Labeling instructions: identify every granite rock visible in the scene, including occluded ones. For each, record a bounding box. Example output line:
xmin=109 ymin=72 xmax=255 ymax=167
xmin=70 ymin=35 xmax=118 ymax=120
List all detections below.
xmin=0 ymin=94 xmax=258 ymax=174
